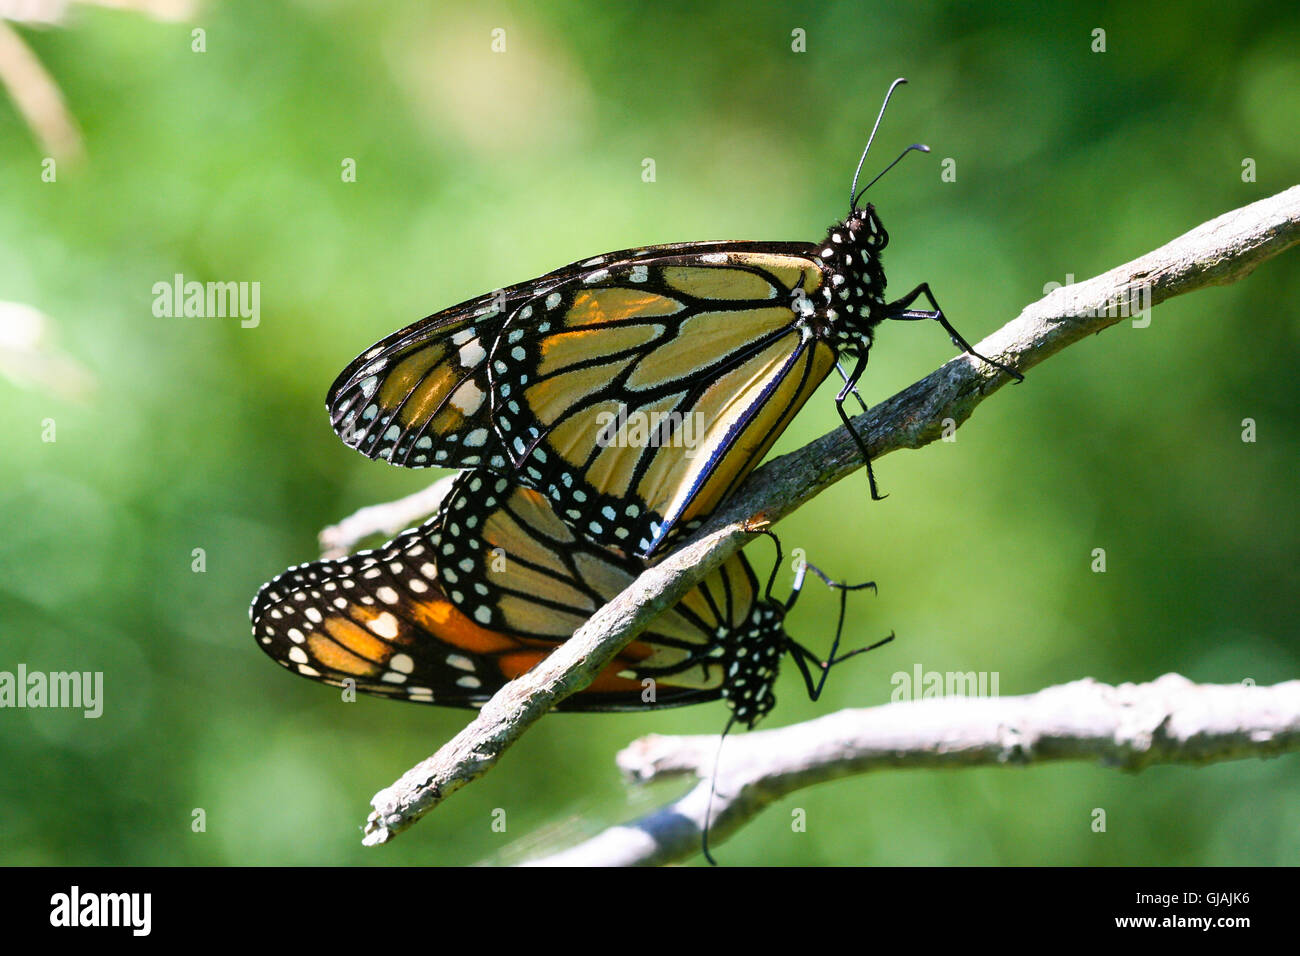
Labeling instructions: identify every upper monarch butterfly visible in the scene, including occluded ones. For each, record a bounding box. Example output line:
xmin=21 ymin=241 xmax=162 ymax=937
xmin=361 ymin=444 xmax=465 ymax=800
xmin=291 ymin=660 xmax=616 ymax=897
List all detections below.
xmin=250 ymin=471 xmax=884 ymax=729
xmin=327 ymin=78 xmax=1022 ymax=558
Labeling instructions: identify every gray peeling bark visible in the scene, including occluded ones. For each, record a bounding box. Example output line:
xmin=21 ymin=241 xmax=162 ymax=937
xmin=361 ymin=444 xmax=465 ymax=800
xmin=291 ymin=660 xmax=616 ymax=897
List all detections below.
xmin=360 ymin=185 xmax=1300 ymax=847
xmin=525 ymin=675 xmax=1300 ymax=866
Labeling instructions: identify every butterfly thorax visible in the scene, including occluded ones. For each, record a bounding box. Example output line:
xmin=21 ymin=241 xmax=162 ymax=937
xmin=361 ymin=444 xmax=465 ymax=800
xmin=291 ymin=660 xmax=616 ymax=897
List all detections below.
xmin=807 ymin=204 xmax=891 ymax=356
xmin=717 ymin=604 xmax=787 ymax=728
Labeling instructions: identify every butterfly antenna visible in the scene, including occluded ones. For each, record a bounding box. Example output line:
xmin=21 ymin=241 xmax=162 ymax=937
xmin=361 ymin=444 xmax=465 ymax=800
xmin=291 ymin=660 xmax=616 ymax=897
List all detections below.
xmin=853 ymin=143 xmax=931 ymax=209
xmin=702 ymin=714 xmax=738 ymax=866
xmin=850 ymin=77 xmax=909 ymax=211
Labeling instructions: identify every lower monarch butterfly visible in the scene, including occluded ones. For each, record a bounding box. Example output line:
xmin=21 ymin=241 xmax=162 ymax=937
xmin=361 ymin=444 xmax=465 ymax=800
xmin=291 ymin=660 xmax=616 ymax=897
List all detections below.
xmin=250 ymin=471 xmax=886 ymax=728
xmin=327 ymin=78 xmax=1022 ymax=558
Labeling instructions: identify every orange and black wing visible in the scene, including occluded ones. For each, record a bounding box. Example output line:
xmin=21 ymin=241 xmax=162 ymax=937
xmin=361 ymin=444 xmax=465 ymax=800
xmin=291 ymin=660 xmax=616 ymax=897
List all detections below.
xmin=486 ymin=247 xmax=838 ymax=555
xmin=327 ymin=242 xmax=839 ymax=556
xmin=427 ymin=472 xmax=773 ymax=711
xmin=327 ymin=284 xmax=524 ymax=471
xmin=250 ymin=534 xmax=524 ymax=707
xmin=326 ymin=242 xmax=740 ymax=470
xmin=249 ymin=472 xmax=780 ymax=713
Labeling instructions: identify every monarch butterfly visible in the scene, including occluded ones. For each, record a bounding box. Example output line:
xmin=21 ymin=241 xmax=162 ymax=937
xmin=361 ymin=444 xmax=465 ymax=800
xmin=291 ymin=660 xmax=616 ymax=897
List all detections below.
xmin=327 ymin=79 xmax=1021 ymax=558
xmin=250 ymin=472 xmax=884 ymax=728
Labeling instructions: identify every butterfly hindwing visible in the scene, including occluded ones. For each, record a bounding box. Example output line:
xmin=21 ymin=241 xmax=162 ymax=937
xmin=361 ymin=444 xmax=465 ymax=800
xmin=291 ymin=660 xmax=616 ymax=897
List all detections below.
xmin=487 ymin=247 xmax=839 ymax=555
xmin=326 ymin=241 xmax=747 ymax=470
xmin=429 ymin=472 xmax=772 ymax=710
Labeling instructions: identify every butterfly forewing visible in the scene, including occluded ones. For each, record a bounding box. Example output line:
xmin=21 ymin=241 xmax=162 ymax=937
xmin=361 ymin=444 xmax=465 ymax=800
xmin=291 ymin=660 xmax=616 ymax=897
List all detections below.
xmin=251 ymin=472 xmax=790 ymax=715
xmin=328 ymin=288 xmax=518 ymax=470
xmin=250 ymin=531 xmax=519 ymax=706
xmin=329 ymin=241 xmax=841 ymax=555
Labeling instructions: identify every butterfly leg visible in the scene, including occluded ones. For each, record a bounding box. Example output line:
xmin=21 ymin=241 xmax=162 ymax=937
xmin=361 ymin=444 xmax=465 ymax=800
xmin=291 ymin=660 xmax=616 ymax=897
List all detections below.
xmin=786 ymin=628 xmax=895 ymax=701
xmin=785 ymin=565 xmax=890 ymax=701
xmin=835 ymin=360 xmax=870 ymax=414
xmin=885 ymin=283 xmax=1024 ymax=381
xmin=835 ymin=352 xmax=885 ymax=499
xmin=742 ymin=527 xmax=794 ymax=609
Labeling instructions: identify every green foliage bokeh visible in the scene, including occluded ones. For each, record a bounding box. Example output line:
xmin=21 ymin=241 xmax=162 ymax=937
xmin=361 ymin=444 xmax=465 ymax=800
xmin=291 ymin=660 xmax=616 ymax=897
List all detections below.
xmin=1 ymin=0 xmax=1297 ymax=865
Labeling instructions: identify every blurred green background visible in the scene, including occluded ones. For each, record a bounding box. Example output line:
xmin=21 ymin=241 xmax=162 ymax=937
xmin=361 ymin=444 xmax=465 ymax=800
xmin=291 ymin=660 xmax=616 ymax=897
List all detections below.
xmin=2 ymin=0 xmax=1297 ymax=866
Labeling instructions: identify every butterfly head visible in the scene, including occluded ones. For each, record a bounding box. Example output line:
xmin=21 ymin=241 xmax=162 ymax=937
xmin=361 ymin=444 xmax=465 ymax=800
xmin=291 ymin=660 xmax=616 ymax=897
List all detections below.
xmin=718 ymin=604 xmax=788 ymax=728
xmin=844 ymin=203 xmax=889 ymax=254
xmin=814 ymin=204 xmax=892 ymax=352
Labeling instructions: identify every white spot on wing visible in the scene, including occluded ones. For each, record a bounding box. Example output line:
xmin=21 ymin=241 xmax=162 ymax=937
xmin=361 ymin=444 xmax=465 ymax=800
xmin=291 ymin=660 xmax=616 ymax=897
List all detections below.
xmin=449 ymin=380 xmax=485 ymax=416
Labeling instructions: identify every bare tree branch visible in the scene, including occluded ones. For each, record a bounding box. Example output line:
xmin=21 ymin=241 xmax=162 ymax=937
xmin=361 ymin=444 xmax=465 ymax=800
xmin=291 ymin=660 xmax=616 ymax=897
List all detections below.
xmin=317 ymin=473 xmax=457 ymax=558
xmin=0 ymin=18 xmax=84 ymax=163
xmin=521 ymin=674 xmax=1300 ymax=866
xmin=0 ymin=1 xmax=196 ymax=164
xmin=361 ymin=185 xmax=1300 ymax=846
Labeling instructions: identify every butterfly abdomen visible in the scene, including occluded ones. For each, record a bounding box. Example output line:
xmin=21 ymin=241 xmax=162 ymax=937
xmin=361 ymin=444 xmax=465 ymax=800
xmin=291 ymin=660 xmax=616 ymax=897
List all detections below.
xmin=718 ymin=604 xmax=786 ymax=727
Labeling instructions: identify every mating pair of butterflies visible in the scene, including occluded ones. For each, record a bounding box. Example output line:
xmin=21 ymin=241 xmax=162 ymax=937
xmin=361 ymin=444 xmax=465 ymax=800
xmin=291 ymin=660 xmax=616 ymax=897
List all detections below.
xmin=251 ymin=79 xmax=1020 ymax=727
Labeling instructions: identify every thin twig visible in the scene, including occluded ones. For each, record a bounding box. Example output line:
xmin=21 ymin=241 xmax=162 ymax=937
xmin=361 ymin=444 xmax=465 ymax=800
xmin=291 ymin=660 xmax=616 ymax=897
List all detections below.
xmin=0 ymin=1 xmax=195 ymax=164
xmin=317 ymin=473 xmax=457 ymax=558
xmin=522 ymin=674 xmax=1300 ymax=866
xmin=361 ymin=185 xmax=1300 ymax=846
xmin=0 ymin=19 xmax=83 ymax=163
